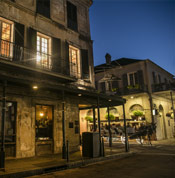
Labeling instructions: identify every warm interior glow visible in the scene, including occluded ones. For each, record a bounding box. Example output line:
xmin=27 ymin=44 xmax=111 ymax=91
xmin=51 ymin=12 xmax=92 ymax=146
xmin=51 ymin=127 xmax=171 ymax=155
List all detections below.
xmin=33 ymin=85 xmax=38 ymax=90
xmin=69 ymin=45 xmax=80 ymax=78
xmin=39 ymin=112 xmax=44 ymax=117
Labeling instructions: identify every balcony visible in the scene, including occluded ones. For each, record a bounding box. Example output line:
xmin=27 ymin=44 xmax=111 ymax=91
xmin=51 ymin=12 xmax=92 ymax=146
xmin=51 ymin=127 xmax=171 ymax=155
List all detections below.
xmin=152 ymin=83 xmax=175 ymax=92
xmin=0 ymin=39 xmax=80 ymax=80
xmin=104 ymin=84 xmax=148 ymax=96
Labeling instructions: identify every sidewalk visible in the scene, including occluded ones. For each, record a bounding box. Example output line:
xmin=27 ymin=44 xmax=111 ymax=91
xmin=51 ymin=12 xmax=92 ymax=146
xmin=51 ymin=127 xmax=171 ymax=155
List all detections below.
xmin=1 ymin=138 xmax=174 ymax=178
xmin=0 ymin=145 xmax=133 ymax=178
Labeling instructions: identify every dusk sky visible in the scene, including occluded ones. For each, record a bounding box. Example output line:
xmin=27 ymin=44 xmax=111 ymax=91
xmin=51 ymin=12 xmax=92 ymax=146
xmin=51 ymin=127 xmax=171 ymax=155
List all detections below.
xmin=89 ymin=0 xmax=175 ymax=75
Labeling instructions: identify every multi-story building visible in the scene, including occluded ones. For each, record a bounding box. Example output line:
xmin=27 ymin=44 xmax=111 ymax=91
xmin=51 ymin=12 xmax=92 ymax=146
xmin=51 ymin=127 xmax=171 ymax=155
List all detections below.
xmin=95 ymin=54 xmax=175 ymax=140
xmin=0 ymin=0 xmax=125 ymax=161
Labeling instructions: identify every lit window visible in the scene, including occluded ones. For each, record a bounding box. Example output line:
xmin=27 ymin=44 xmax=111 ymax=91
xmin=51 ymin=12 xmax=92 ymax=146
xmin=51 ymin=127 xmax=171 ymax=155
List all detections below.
xmin=36 ymin=32 xmax=51 ymax=69
xmin=128 ymin=72 xmax=138 ymax=86
xmin=0 ymin=18 xmax=13 ymax=59
xmin=69 ymin=45 xmax=80 ymax=78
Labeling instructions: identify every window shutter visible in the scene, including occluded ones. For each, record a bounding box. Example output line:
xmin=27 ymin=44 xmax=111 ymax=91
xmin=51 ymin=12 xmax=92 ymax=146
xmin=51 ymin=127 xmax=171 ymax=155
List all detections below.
xmin=27 ymin=27 xmax=36 ymax=51
xmin=152 ymin=72 xmax=156 ymax=84
xmin=81 ymin=49 xmax=89 ymax=79
xmin=122 ymin=74 xmax=128 ymax=88
xmin=158 ymin=74 xmax=161 ymax=84
xmin=64 ymin=41 xmax=70 ymax=75
xmin=137 ymin=70 xmax=144 ymax=86
xmin=100 ymin=82 xmax=106 ymax=92
xmin=13 ymin=22 xmax=24 ymax=61
xmin=95 ymin=81 xmax=98 ymax=90
xmin=14 ymin=22 xmax=24 ymax=47
xmin=27 ymin=27 xmax=36 ymax=66
xmin=112 ymin=81 xmax=118 ymax=89
xmin=52 ymin=37 xmax=61 ymax=72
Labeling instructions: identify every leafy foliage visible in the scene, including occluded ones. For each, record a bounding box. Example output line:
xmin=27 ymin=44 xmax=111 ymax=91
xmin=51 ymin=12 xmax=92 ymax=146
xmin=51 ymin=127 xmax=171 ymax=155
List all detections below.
xmin=132 ymin=110 xmax=144 ymax=117
xmin=85 ymin=116 xmax=93 ymax=122
xmin=105 ymin=114 xmax=115 ymax=121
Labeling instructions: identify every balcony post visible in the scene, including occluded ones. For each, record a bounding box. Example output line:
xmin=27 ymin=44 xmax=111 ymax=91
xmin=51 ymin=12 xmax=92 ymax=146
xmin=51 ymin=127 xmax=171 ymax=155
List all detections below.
xmin=62 ymin=90 xmax=66 ymax=159
xmin=93 ymin=107 xmax=96 ymax=132
xmin=170 ymin=91 xmax=175 ymax=122
xmin=122 ymin=104 xmax=129 ymax=152
xmin=148 ymin=93 xmax=154 ymax=124
xmin=107 ymin=106 xmax=112 ymax=147
xmin=0 ymin=81 xmax=6 ymax=170
xmin=97 ymin=96 xmax=102 ymax=156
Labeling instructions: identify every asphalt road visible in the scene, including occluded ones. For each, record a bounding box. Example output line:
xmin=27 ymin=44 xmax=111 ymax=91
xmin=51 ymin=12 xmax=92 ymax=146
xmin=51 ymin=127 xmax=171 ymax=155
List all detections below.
xmin=28 ymin=144 xmax=175 ymax=178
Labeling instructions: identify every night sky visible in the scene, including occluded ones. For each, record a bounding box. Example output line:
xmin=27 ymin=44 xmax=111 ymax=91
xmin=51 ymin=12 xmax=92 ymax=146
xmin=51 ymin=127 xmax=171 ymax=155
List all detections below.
xmin=89 ymin=0 xmax=175 ymax=75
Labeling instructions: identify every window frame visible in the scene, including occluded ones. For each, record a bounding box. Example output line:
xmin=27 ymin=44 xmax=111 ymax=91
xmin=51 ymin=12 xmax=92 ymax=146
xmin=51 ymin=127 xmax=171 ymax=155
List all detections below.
xmin=67 ymin=1 xmax=78 ymax=31
xmin=0 ymin=17 xmax=14 ymax=59
xmin=127 ymin=72 xmax=138 ymax=86
xmin=69 ymin=45 xmax=81 ymax=78
xmin=36 ymin=32 xmax=52 ymax=69
xmin=35 ymin=104 xmax=54 ymax=141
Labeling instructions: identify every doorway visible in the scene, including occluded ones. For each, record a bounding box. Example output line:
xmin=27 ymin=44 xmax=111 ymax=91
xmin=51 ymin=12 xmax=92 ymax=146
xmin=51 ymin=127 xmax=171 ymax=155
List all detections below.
xmin=35 ymin=104 xmax=53 ymax=155
xmin=0 ymin=101 xmax=17 ymax=157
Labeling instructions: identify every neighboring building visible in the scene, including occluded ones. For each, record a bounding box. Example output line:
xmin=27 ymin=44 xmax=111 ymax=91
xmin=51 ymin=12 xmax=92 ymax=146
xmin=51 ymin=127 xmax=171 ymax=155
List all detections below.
xmin=95 ymin=55 xmax=175 ymax=140
xmin=0 ymin=0 xmax=125 ymax=160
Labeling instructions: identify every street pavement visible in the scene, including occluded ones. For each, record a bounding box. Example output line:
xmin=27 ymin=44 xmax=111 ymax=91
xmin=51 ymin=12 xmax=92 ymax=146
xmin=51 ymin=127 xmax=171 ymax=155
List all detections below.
xmin=27 ymin=139 xmax=175 ymax=178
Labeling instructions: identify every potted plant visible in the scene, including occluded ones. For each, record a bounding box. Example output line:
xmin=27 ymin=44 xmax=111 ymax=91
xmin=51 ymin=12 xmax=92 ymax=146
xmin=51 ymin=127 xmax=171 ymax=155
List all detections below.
xmin=105 ymin=114 xmax=115 ymax=121
xmin=132 ymin=110 xmax=144 ymax=120
xmin=85 ymin=116 xmax=93 ymax=122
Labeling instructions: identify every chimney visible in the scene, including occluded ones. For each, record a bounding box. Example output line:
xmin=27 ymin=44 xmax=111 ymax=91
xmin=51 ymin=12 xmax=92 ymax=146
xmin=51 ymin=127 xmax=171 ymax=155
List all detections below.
xmin=105 ymin=53 xmax=111 ymax=65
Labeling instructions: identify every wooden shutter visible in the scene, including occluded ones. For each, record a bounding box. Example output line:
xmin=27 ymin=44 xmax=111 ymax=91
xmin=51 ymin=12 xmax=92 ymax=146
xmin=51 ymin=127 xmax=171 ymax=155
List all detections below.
xmin=122 ymin=74 xmax=128 ymax=88
xmin=158 ymin=74 xmax=161 ymax=84
xmin=52 ymin=37 xmax=61 ymax=72
xmin=152 ymin=72 xmax=156 ymax=84
xmin=27 ymin=27 xmax=36 ymax=50
xmin=137 ymin=70 xmax=144 ymax=86
xmin=112 ymin=81 xmax=118 ymax=89
xmin=27 ymin=27 xmax=36 ymax=66
xmin=13 ymin=22 xmax=24 ymax=61
xmin=64 ymin=41 xmax=70 ymax=75
xmin=81 ymin=49 xmax=89 ymax=79
xmin=101 ymin=82 xmax=106 ymax=92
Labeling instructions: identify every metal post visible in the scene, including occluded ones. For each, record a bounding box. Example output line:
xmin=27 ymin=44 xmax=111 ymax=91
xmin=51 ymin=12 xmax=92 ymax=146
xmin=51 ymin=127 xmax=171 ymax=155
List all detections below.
xmin=93 ymin=107 xmax=96 ymax=132
xmin=148 ymin=93 xmax=154 ymax=124
xmin=0 ymin=81 xmax=6 ymax=169
xmin=123 ymin=104 xmax=129 ymax=152
xmin=97 ymin=96 xmax=102 ymax=156
xmin=170 ymin=91 xmax=175 ymax=122
xmin=107 ymin=106 xmax=112 ymax=147
xmin=62 ymin=90 xmax=66 ymax=159
xmin=66 ymin=140 xmax=69 ymax=162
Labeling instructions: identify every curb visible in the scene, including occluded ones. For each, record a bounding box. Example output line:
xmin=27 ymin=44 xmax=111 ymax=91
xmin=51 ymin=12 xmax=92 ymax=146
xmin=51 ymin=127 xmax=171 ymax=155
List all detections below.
xmin=68 ymin=152 xmax=136 ymax=169
xmin=1 ymin=152 xmax=136 ymax=178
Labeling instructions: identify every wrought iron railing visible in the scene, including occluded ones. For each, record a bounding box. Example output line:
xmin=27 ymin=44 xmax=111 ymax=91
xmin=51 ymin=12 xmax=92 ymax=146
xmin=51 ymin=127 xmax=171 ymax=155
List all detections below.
xmin=102 ymin=84 xmax=148 ymax=96
xmin=0 ymin=39 xmax=80 ymax=79
xmin=152 ymin=83 xmax=175 ymax=92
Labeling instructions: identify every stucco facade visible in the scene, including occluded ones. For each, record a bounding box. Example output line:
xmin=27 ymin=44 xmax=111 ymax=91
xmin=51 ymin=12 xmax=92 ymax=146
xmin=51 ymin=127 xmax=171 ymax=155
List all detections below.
xmin=0 ymin=0 xmax=95 ymax=158
xmin=95 ymin=57 xmax=175 ymax=140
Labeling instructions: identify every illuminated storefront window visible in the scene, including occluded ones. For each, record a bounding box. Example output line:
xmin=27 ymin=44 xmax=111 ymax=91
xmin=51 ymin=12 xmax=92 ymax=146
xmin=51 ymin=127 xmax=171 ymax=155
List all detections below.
xmin=37 ymin=32 xmax=51 ymax=69
xmin=35 ymin=105 xmax=53 ymax=140
xmin=69 ymin=45 xmax=80 ymax=78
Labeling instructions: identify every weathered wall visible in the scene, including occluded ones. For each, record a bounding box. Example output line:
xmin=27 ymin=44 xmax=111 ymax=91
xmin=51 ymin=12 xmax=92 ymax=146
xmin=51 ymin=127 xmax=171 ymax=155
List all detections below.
xmin=3 ymin=85 xmax=81 ymax=158
xmin=0 ymin=0 xmax=94 ymax=88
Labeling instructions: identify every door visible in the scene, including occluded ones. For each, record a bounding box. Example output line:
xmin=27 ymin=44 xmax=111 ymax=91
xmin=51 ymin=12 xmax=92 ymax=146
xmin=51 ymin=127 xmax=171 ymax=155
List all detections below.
xmin=35 ymin=104 xmax=53 ymax=155
xmin=0 ymin=101 xmax=17 ymax=157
